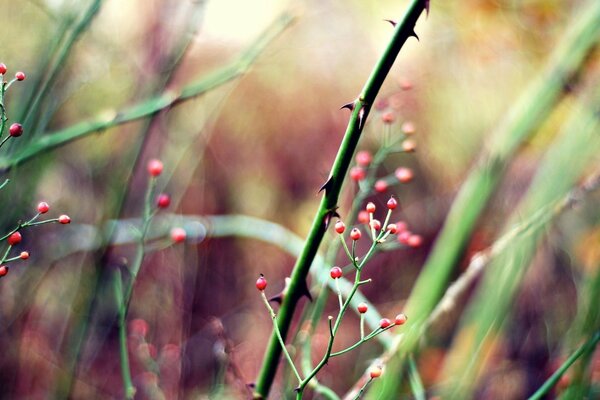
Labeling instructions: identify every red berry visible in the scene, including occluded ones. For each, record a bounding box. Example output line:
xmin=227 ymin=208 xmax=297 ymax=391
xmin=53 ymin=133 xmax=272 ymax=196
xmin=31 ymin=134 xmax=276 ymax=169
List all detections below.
xmin=356 ymin=150 xmax=372 ymax=167
xmin=350 ymin=228 xmax=361 ymax=241
xmin=402 ymin=139 xmax=416 ymax=152
xmin=170 ymin=227 xmax=186 ymax=243
xmin=58 ymin=215 xmax=71 ymax=224
xmin=379 ymin=318 xmax=391 ymax=329
xmin=366 ymin=202 xmax=376 ymax=213
xmin=407 ymin=234 xmax=423 ymax=248
xmin=256 ymin=275 xmax=267 ymax=291
xmin=334 ymin=221 xmax=345 ymax=234
xmin=20 ymin=251 xmax=29 ymax=260
xmin=8 ymin=232 xmax=21 ymax=246
xmin=9 ymin=123 xmax=23 ymax=137
xmin=0 ymin=63 xmax=6 ymax=74
xmin=386 ymin=224 xmax=398 ymax=234
xmin=147 ymin=159 xmax=163 ymax=177
xmin=357 ymin=303 xmax=368 ymax=314
xmin=374 ymin=180 xmax=388 ymax=193
xmin=157 ymin=193 xmax=171 ymax=208
xmin=395 ymin=167 xmax=414 ymax=183
xmin=387 ymin=197 xmax=398 ymax=210
xmin=358 ymin=211 xmax=370 ymax=224
xmin=395 ymin=313 xmax=408 ymax=325
xmin=350 ymin=167 xmax=366 ymax=182
xmin=15 ymin=71 xmax=25 ymax=81
xmin=382 ymin=111 xmax=395 ymax=124
xmin=370 ymin=219 xmax=381 ymax=231
xmin=0 ymin=266 xmax=8 ymax=277
xmin=37 ymin=202 xmax=50 ymax=214
xmin=402 ymin=121 xmax=416 ymax=135
xmin=369 ymin=366 xmax=382 ymax=379
xmin=330 ymin=266 xmax=343 ymax=279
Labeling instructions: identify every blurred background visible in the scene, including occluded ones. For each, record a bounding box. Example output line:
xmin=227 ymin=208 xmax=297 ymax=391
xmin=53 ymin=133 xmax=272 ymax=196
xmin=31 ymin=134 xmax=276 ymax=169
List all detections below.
xmin=0 ymin=0 xmax=598 ymax=398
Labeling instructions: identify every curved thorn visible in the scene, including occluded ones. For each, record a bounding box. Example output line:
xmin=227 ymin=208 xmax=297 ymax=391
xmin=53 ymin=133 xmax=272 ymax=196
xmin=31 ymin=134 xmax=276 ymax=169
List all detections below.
xmin=384 ymin=19 xmax=397 ymax=27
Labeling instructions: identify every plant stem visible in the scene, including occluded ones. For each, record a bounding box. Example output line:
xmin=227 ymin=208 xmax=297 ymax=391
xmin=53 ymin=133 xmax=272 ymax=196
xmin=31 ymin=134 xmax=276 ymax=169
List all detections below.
xmin=528 ymin=331 xmax=600 ymax=400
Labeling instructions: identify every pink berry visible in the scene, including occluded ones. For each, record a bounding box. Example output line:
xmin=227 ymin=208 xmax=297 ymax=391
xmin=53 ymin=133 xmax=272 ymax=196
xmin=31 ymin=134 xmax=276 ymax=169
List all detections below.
xmin=129 ymin=318 xmax=149 ymax=337
xmin=379 ymin=318 xmax=391 ymax=329
xmin=0 ymin=63 xmax=6 ymax=74
xmin=401 ymin=121 xmax=416 ymax=135
xmin=20 ymin=251 xmax=29 ymax=260
xmin=256 ymin=275 xmax=267 ymax=291
xmin=170 ymin=227 xmax=186 ymax=243
xmin=395 ymin=221 xmax=408 ymax=233
xmin=386 ymin=224 xmax=398 ymax=234
xmin=357 ymin=303 xmax=368 ymax=314
xmin=157 ymin=193 xmax=171 ymax=208
xmin=356 ymin=150 xmax=372 ymax=167
xmin=330 ymin=266 xmax=343 ymax=279
xmin=358 ymin=211 xmax=369 ymax=224
xmin=37 ymin=202 xmax=50 ymax=214
xmin=395 ymin=167 xmax=414 ymax=183
xmin=9 ymin=123 xmax=23 ymax=137
xmin=8 ymin=232 xmax=21 ymax=246
xmin=387 ymin=197 xmax=398 ymax=210
xmin=15 ymin=71 xmax=25 ymax=81
xmin=374 ymin=180 xmax=388 ymax=193
xmin=382 ymin=111 xmax=395 ymax=124
xmin=58 ymin=215 xmax=71 ymax=224
xmin=0 ymin=266 xmax=7 ymax=277
xmin=350 ymin=228 xmax=361 ymax=241
xmin=366 ymin=202 xmax=376 ymax=213
xmin=350 ymin=167 xmax=366 ymax=182
xmin=402 ymin=139 xmax=416 ymax=152
xmin=398 ymin=230 xmax=411 ymax=244
xmin=369 ymin=366 xmax=382 ymax=379
xmin=334 ymin=221 xmax=345 ymax=234
xmin=395 ymin=313 xmax=408 ymax=325
xmin=370 ymin=219 xmax=381 ymax=231
xmin=147 ymin=159 xmax=163 ymax=177
xmin=407 ymin=234 xmax=423 ymax=248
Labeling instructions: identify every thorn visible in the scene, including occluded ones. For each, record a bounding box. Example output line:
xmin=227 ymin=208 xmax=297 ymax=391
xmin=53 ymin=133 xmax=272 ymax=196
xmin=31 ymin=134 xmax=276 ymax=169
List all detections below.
xmin=340 ymin=101 xmax=355 ymax=111
xmin=318 ymin=175 xmax=334 ymax=195
xmin=298 ymin=279 xmax=313 ymax=302
xmin=424 ymin=0 xmax=430 ymax=16
xmin=269 ymin=293 xmax=283 ymax=304
xmin=323 ymin=207 xmax=340 ymax=229
xmin=410 ymin=30 xmax=420 ymax=41
xmin=384 ymin=19 xmax=396 ymax=27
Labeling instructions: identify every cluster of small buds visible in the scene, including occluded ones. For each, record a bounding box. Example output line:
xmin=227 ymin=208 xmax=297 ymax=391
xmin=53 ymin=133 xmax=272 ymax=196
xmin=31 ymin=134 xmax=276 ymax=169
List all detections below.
xmin=0 ymin=63 xmax=26 ymax=82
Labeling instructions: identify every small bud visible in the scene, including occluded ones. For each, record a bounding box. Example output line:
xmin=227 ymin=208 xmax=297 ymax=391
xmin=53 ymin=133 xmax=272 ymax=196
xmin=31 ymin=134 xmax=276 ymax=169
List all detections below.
xmin=407 ymin=234 xmax=423 ymax=248
xmin=374 ymin=180 xmax=388 ymax=193
xmin=15 ymin=71 xmax=26 ymax=81
xmin=330 ymin=266 xmax=343 ymax=279
xmin=147 ymin=159 xmax=163 ymax=177
xmin=350 ymin=167 xmax=366 ymax=182
xmin=0 ymin=265 xmax=8 ymax=277
xmin=402 ymin=139 xmax=416 ymax=152
xmin=401 ymin=121 xmax=416 ymax=135
xmin=9 ymin=123 xmax=23 ymax=137
xmin=357 ymin=303 xmax=368 ymax=313
xmin=356 ymin=150 xmax=373 ymax=167
xmin=0 ymin=63 xmax=6 ymax=75
xmin=334 ymin=221 xmax=345 ymax=234
xmin=358 ymin=211 xmax=370 ymax=224
xmin=395 ymin=313 xmax=408 ymax=325
xmin=37 ymin=202 xmax=50 ymax=214
xmin=398 ymin=230 xmax=411 ymax=244
xmin=156 ymin=193 xmax=171 ymax=208
xmin=170 ymin=227 xmax=186 ymax=243
xmin=58 ymin=215 xmax=71 ymax=224
xmin=350 ymin=228 xmax=361 ymax=241
xmin=395 ymin=167 xmax=414 ymax=183
xmin=369 ymin=366 xmax=382 ymax=379
xmin=387 ymin=197 xmax=398 ymax=210
xmin=366 ymin=202 xmax=376 ymax=214
xmin=379 ymin=318 xmax=391 ymax=329
xmin=20 ymin=251 xmax=29 ymax=260
xmin=386 ymin=224 xmax=398 ymax=234
xmin=8 ymin=232 xmax=21 ymax=246
xmin=370 ymin=219 xmax=381 ymax=231
xmin=256 ymin=275 xmax=267 ymax=291
xmin=382 ymin=111 xmax=395 ymax=124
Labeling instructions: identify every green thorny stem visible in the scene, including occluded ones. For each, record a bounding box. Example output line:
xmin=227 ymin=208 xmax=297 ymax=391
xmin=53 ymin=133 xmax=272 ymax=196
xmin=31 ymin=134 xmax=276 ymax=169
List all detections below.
xmin=254 ymin=1 xmax=428 ymax=397
xmin=260 ymin=211 xmax=401 ymax=400
xmin=115 ymin=176 xmax=158 ymax=399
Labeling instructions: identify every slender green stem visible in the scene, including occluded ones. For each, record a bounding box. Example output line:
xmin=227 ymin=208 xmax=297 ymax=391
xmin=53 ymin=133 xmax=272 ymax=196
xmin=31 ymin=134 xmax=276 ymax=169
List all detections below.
xmin=528 ymin=332 xmax=600 ymax=400
xmin=353 ymin=378 xmax=373 ymax=400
